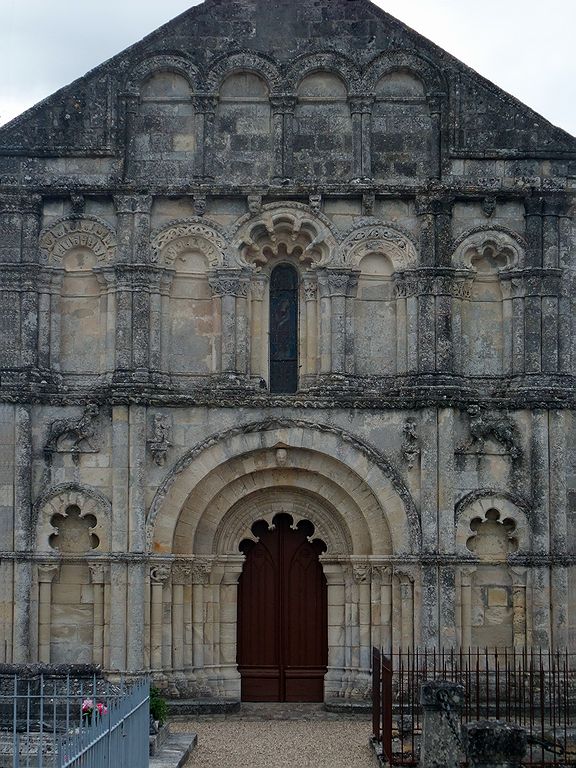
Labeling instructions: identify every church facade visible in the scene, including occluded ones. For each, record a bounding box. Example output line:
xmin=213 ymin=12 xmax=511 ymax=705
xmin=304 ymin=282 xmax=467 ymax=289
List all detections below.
xmin=0 ymin=0 xmax=575 ymax=702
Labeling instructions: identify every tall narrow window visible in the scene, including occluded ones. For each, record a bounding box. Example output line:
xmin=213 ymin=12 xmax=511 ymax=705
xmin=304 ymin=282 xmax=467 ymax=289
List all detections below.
xmin=269 ymin=264 xmax=298 ymax=393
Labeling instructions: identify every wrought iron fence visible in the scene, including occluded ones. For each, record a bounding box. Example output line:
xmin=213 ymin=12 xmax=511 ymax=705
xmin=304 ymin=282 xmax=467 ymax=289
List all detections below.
xmin=0 ymin=671 xmax=149 ymax=768
xmin=371 ymin=647 xmax=576 ymax=767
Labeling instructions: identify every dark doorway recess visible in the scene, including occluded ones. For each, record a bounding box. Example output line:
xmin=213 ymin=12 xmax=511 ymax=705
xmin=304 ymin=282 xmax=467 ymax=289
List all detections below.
xmin=237 ymin=513 xmax=328 ymax=702
xmin=269 ymin=264 xmax=298 ymax=393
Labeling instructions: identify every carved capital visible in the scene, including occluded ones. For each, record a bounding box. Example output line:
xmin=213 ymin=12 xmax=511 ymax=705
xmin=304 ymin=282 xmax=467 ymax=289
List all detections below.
xmin=352 ymin=563 xmax=371 ymax=583
xmin=209 ymin=271 xmax=250 ymax=298
xmin=191 ymin=560 xmax=212 ymax=585
xmin=349 ymin=96 xmax=374 ymax=115
xmin=321 ymin=270 xmax=359 ymax=298
xmin=172 ymin=562 xmax=192 ymax=585
xmin=302 ymin=274 xmax=318 ymax=302
xmin=416 ymin=194 xmax=454 ymax=217
xmin=150 ymin=564 xmax=171 ymax=584
xmin=270 ymin=95 xmax=296 ymax=114
xmin=37 ymin=563 xmax=60 ymax=584
xmin=88 ymin=562 xmax=108 ymax=584
xmin=193 ymin=94 xmax=218 ymax=114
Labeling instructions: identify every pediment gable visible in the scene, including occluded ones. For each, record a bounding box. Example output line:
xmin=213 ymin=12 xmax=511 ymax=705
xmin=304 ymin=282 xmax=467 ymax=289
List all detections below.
xmin=1 ymin=0 xmax=574 ymax=159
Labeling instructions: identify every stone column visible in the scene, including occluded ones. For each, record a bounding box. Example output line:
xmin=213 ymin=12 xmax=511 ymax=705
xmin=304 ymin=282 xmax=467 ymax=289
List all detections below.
xmin=420 ymin=680 xmax=465 ymax=768
xmin=510 ymin=568 xmax=527 ymax=648
xmin=13 ymin=406 xmax=32 ymax=663
xmin=219 ymin=558 xmax=244 ymax=698
xmin=37 ymin=564 xmax=59 ymax=663
xmin=379 ymin=567 xmax=393 ymax=655
xmin=110 ymin=405 xmax=129 ymax=670
xmin=460 ymin=567 xmax=475 ymax=649
xmin=398 ymin=571 xmax=415 ymax=650
xmin=192 ymin=560 xmax=211 ymax=688
xmin=209 ymin=270 xmax=250 ymax=374
xmin=322 ymin=270 xmax=359 ymax=375
xmin=150 ymin=564 xmax=171 ymax=673
xmin=317 ymin=270 xmax=332 ymax=374
xmin=428 ymin=94 xmax=444 ymax=180
xmin=20 ymin=197 xmax=42 ymax=369
xmin=195 ymin=95 xmax=217 ymax=179
xmin=88 ymin=563 xmax=107 ymax=667
xmin=302 ymin=273 xmax=319 ymax=379
xmin=322 ymin=561 xmax=346 ymax=700
xmin=524 ymin=195 xmax=544 ymax=268
xmin=249 ymin=274 xmax=268 ymax=380
xmin=510 ymin=276 xmax=525 ymax=375
xmin=353 ymin=563 xmax=372 ymax=692
xmin=121 ymin=93 xmax=139 ymax=180
xmin=48 ymin=270 xmax=64 ymax=371
xmin=416 ymin=195 xmax=454 ymax=268
xmin=350 ymin=97 xmax=373 ymax=180
xmin=172 ymin=563 xmax=191 ymax=677
xmin=499 ymin=276 xmax=514 ymax=375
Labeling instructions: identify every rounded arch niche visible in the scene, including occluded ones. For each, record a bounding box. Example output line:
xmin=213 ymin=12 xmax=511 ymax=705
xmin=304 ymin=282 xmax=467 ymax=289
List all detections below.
xmin=148 ymin=420 xmax=419 ymax=557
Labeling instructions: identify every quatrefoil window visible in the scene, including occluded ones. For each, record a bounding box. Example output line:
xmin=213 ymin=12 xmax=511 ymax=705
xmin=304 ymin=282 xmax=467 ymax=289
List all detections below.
xmin=49 ymin=504 xmax=99 ymax=553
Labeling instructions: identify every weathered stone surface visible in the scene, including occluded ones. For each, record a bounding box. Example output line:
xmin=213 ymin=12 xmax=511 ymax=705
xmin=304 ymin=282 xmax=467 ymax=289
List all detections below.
xmin=462 ymin=720 xmax=527 ymax=768
xmin=0 ymin=0 xmax=574 ymax=698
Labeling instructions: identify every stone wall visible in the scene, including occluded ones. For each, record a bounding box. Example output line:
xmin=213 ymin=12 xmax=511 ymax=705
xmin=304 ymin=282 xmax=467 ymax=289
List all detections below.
xmin=0 ymin=0 xmax=574 ymax=698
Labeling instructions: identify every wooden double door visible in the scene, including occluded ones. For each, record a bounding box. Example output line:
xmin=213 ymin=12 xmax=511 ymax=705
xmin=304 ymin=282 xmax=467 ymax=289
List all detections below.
xmin=237 ymin=514 xmax=328 ymax=702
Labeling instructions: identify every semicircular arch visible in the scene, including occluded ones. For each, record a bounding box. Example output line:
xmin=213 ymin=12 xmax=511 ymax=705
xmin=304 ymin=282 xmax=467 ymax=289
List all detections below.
xmin=148 ymin=420 xmax=419 ymax=556
xmin=339 ymin=221 xmax=418 ymax=271
xmin=150 ymin=217 xmax=230 ymax=268
xmin=206 ymin=51 xmax=283 ymax=92
xmin=40 ymin=215 xmax=117 ymax=266
xmin=126 ymin=54 xmax=200 ymax=93
xmin=363 ymin=50 xmax=446 ymax=96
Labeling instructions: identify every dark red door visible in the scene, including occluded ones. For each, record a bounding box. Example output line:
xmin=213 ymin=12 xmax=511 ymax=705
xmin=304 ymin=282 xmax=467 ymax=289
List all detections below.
xmin=237 ymin=514 xmax=328 ymax=702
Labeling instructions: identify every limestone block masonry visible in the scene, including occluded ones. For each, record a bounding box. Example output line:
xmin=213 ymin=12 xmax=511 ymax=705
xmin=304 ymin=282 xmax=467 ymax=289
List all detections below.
xmin=0 ymin=0 xmax=575 ymax=701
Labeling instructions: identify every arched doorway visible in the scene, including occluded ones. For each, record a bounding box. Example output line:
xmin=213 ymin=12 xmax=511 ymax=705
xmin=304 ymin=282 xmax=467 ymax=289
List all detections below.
xmin=237 ymin=513 xmax=328 ymax=702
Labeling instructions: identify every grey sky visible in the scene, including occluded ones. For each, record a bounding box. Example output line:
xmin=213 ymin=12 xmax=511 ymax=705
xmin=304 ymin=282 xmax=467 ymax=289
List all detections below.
xmin=1 ymin=0 xmax=575 ymax=135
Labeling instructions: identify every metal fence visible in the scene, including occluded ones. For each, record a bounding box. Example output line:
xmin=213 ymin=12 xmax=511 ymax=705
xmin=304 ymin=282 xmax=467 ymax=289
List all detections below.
xmin=0 ymin=672 xmax=149 ymax=768
xmin=372 ymin=647 xmax=576 ymax=767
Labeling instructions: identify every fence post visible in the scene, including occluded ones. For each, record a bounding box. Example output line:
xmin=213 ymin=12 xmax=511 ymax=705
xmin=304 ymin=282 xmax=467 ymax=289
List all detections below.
xmin=462 ymin=721 xmax=527 ymax=768
xmin=420 ymin=679 xmax=465 ymax=768
xmin=381 ymin=655 xmax=393 ymax=765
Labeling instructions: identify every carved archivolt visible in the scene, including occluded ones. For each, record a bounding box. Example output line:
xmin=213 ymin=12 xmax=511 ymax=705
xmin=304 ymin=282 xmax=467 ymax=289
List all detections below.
xmin=40 ymin=216 xmax=117 ymax=265
xmin=150 ymin=217 xmax=229 ymax=269
xmin=452 ymin=227 xmax=525 ymax=271
xmin=339 ymin=221 xmax=418 ymax=271
xmin=214 ymin=487 xmax=353 ymax=555
xmin=206 ymin=50 xmax=282 ymax=92
xmin=455 ymin=491 xmax=531 ymax=555
xmin=362 ymin=51 xmax=446 ymax=96
xmin=34 ymin=483 xmax=111 ymax=552
xmin=126 ymin=54 xmax=200 ymax=94
xmin=286 ymin=51 xmax=361 ymax=92
xmin=148 ymin=418 xmax=420 ymax=556
xmin=232 ymin=202 xmax=339 ymax=268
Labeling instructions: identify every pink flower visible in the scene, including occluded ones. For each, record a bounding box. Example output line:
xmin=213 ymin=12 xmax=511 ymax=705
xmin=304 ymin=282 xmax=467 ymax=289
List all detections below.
xmin=81 ymin=699 xmax=93 ymax=714
xmin=96 ymin=702 xmax=108 ymax=715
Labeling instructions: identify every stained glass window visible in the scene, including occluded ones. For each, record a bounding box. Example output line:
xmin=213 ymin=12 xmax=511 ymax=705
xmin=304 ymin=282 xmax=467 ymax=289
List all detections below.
xmin=269 ymin=264 xmax=298 ymax=393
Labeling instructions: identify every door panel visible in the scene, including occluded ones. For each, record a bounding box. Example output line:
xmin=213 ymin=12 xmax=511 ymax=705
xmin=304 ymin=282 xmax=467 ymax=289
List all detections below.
xmin=237 ymin=514 xmax=327 ymax=702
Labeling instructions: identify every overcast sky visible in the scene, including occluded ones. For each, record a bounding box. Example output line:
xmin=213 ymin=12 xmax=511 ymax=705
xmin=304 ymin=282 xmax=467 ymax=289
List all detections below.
xmin=1 ymin=0 xmax=575 ymax=135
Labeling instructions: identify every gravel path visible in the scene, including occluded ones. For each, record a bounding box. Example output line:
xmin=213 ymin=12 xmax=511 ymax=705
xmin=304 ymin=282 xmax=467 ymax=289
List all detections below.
xmin=175 ymin=707 xmax=374 ymax=768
